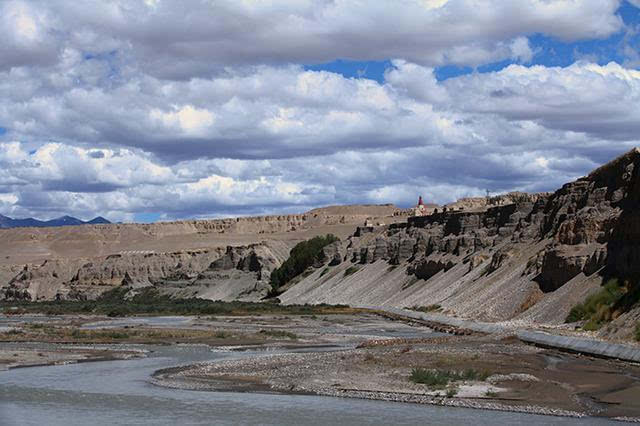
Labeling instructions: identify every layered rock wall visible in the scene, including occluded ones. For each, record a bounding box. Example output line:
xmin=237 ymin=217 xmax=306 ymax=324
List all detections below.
xmin=0 ymin=241 xmax=290 ymax=302
xmin=280 ymin=149 xmax=640 ymax=338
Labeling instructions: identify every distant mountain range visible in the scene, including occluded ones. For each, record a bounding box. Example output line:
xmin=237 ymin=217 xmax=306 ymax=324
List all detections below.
xmin=0 ymin=214 xmax=110 ymax=229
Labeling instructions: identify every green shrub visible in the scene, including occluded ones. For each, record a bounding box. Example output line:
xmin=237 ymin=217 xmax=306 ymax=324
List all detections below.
xmin=258 ymin=329 xmax=298 ymax=339
xmin=107 ymin=306 xmax=131 ymax=317
xmin=566 ymin=304 xmax=587 ymax=323
xmin=0 ymin=286 xmax=356 ymax=317
xmin=565 ymin=279 xmax=627 ymax=329
xmin=214 ymin=330 xmax=233 ymax=339
xmin=269 ymin=235 xmax=339 ymax=292
xmin=99 ymin=286 xmax=130 ymax=303
xmin=410 ymin=368 xmax=450 ymax=387
xmin=344 ymin=266 xmax=359 ymax=276
xmin=411 ymin=304 xmax=442 ymax=313
xmin=102 ymin=330 xmax=129 ymax=339
xmin=409 ymin=368 xmax=489 ymax=388
xmin=459 ymin=368 xmax=490 ymax=381
xmin=583 ymin=320 xmax=601 ymax=331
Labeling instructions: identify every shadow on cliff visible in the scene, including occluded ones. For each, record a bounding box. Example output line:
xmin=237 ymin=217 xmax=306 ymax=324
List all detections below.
xmin=533 ymin=148 xmax=640 ymax=299
xmin=600 ymin=149 xmax=640 ymax=311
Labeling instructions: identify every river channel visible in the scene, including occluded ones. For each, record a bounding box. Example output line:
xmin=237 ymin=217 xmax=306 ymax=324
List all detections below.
xmin=0 ymin=342 xmax=620 ymax=425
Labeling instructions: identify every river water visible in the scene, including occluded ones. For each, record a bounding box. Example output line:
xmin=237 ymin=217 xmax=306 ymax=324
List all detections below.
xmin=0 ymin=343 xmax=619 ymax=426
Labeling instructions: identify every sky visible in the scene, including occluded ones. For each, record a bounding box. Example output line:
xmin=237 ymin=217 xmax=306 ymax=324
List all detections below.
xmin=0 ymin=0 xmax=639 ymax=223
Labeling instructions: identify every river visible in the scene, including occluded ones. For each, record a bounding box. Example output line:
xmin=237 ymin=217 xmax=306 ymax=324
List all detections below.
xmin=0 ymin=343 xmax=620 ymax=425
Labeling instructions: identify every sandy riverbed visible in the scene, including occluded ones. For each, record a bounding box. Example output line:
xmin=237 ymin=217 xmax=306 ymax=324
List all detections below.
xmin=3 ymin=312 xmax=640 ymax=421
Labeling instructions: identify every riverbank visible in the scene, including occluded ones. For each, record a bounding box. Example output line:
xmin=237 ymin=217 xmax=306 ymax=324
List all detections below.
xmin=2 ymin=342 xmax=620 ymax=426
xmin=152 ymin=333 xmax=640 ymax=421
xmin=3 ymin=311 xmax=640 ymax=421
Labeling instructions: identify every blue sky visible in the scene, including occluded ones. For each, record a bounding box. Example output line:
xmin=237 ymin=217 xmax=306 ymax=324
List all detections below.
xmin=308 ymin=1 xmax=640 ymax=83
xmin=0 ymin=0 xmax=639 ymax=222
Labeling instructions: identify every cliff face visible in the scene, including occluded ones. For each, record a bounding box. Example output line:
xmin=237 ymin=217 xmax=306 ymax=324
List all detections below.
xmin=388 ymin=148 xmax=639 ymax=290
xmin=0 ymin=203 xmax=400 ymax=302
xmin=535 ymin=148 xmax=640 ymax=287
xmin=280 ymin=149 xmax=640 ymax=338
xmin=0 ymin=241 xmax=290 ymax=302
xmin=2 ymin=151 xmax=639 ymax=340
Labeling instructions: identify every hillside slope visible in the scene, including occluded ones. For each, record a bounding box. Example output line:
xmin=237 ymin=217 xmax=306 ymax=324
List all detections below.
xmin=280 ymin=149 xmax=640 ymax=340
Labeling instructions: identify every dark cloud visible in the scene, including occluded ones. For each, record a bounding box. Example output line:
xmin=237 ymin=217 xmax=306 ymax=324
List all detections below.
xmin=0 ymin=1 xmax=624 ymax=75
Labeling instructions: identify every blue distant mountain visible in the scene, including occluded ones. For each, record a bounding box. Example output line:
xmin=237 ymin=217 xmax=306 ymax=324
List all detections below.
xmin=86 ymin=216 xmax=111 ymax=225
xmin=0 ymin=214 xmax=111 ymax=229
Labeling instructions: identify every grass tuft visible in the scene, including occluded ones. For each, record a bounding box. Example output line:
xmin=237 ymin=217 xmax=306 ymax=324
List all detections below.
xmin=409 ymin=368 xmax=489 ymax=388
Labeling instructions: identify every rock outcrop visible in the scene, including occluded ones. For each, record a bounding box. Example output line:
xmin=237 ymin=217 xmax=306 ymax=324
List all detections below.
xmin=280 ymin=149 xmax=640 ymax=341
xmin=0 ymin=241 xmax=290 ymax=302
xmin=179 ymin=242 xmax=289 ymax=301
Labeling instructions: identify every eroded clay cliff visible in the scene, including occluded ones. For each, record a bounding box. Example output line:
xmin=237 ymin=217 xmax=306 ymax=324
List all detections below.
xmin=280 ymin=148 xmax=640 ymax=341
xmin=2 ymin=151 xmax=640 ymax=341
xmin=0 ymin=204 xmax=400 ymax=302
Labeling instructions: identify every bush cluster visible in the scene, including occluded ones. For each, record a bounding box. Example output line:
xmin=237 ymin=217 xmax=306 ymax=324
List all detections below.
xmin=566 ymin=279 xmax=627 ymax=330
xmin=269 ymin=234 xmax=339 ymax=292
xmin=409 ymin=368 xmax=490 ymax=388
xmin=0 ymin=286 xmax=352 ymax=317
